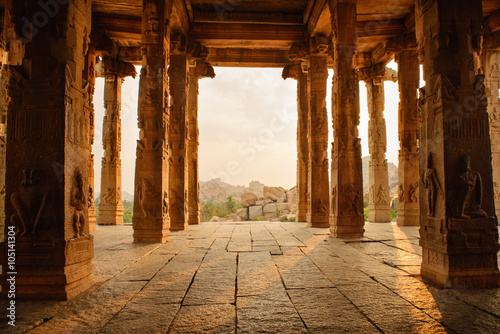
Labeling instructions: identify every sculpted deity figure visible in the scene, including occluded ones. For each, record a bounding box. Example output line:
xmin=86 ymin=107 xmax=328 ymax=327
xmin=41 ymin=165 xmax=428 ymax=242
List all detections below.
xmin=453 ymin=155 xmax=487 ymax=219
xmin=71 ymin=169 xmax=86 ymax=237
xmin=422 ymin=152 xmax=443 ymax=217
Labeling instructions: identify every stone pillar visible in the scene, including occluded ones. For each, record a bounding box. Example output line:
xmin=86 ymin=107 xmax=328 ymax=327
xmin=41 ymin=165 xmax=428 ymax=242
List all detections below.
xmin=482 ymin=51 xmax=500 ymax=216
xmin=169 ymin=35 xmax=189 ymax=231
xmin=306 ymin=35 xmax=330 ymax=228
xmin=329 ymin=0 xmax=364 ymax=237
xmin=187 ymin=60 xmax=215 ymax=225
xmin=99 ymin=59 xmax=124 ymax=226
xmin=0 ymin=67 xmax=8 ymax=242
xmin=1 ymin=0 xmax=94 ymax=299
xmin=361 ymin=66 xmax=392 ymax=222
xmin=396 ymin=49 xmax=420 ymax=226
xmin=133 ymin=0 xmax=173 ymax=243
xmin=282 ymin=54 xmax=310 ymax=223
xmin=86 ymin=50 xmax=97 ymax=231
xmin=416 ymin=0 xmax=499 ymax=288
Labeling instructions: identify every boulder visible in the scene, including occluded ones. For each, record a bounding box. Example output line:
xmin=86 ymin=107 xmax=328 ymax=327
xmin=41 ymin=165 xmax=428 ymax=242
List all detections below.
xmin=248 ymin=206 xmax=263 ymax=220
xmin=209 ymin=216 xmax=220 ymax=222
xmin=277 ymin=203 xmax=289 ymax=212
xmin=226 ymin=214 xmax=240 ymax=222
xmin=263 ymin=203 xmax=279 ymax=214
xmin=263 ymin=186 xmax=286 ymax=202
xmin=240 ymin=192 xmax=258 ymax=208
xmin=236 ymin=208 xmax=247 ymax=221
xmin=255 ymin=200 xmax=264 ymax=206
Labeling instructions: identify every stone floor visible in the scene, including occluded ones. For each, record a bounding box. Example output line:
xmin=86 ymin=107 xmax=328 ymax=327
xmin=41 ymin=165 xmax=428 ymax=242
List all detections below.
xmin=2 ymin=221 xmax=500 ymax=333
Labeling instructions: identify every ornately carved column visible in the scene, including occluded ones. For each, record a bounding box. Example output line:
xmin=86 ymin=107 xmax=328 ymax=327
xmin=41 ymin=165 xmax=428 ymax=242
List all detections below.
xmin=482 ymin=51 xmax=500 ymax=216
xmin=169 ymin=34 xmax=189 ymax=231
xmin=86 ymin=50 xmax=97 ymax=231
xmin=282 ymin=50 xmax=310 ymax=223
xmin=307 ymin=35 xmax=330 ymax=228
xmin=187 ymin=60 xmax=215 ymax=225
xmin=133 ymin=0 xmax=172 ymax=243
xmin=360 ymin=66 xmax=392 ymax=222
xmin=99 ymin=58 xmax=125 ymax=226
xmin=0 ymin=66 xmax=9 ymax=242
xmin=329 ymin=0 xmax=364 ymax=237
xmin=1 ymin=0 xmax=94 ymax=299
xmin=416 ymin=0 xmax=499 ymax=288
xmin=396 ymin=49 xmax=420 ymax=226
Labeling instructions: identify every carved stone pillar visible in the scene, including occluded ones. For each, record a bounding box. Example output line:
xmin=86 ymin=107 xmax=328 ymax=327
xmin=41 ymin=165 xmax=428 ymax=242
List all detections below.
xmin=329 ymin=0 xmax=364 ymax=237
xmin=361 ymin=66 xmax=392 ymax=222
xmin=187 ymin=60 xmax=215 ymax=225
xmin=1 ymin=0 xmax=94 ymax=299
xmin=283 ymin=54 xmax=309 ymax=223
xmin=169 ymin=35 xmax=189 ymax=231
xmin=482 ymin=51 xmax=500 ymax=216
xmin=99 ymin=58 xmax=124 ymax=226
xmin=396 ymin=49 xmax=420 ymax=226
xmin=133 ymin=0 xmax=172 ymax=243
xmin=86 ymin=50 xmax=97 ymax=231
xmin=307 ymin=36 xmax=330 ymax=228
xmin=0 ymin=67 xmax=8 ymax=242
xmin=416 ymin=0 xmax=499 ymax=288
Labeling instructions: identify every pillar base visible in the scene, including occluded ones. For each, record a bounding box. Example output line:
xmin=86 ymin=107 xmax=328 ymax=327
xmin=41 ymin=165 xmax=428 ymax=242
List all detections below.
xmin=306 ymin=214 xmax=329 ymax=228
xmin=133 ymin=217 xmax=170 ymax=243
xmin=421 ymin=263 xmax=499 ymax=289
xmin=188 ymin=214 xmax=200 ymax=225
xmin=329 ymin=215 xmax=365 ymax=238
xmin=98 ymin=206 xmax=124 ymax=225
xmin=169 ymin=222 xmax=188 ymax=231
xmin=1 ymin=236 xmax=94 ymax=300
xmin=397 ymin=212 xmax=420 ymax=226
xmin=296 ymin=212 xmax=307 ymax=223
xmin=368 ymin=205 xmax=391 ymax=223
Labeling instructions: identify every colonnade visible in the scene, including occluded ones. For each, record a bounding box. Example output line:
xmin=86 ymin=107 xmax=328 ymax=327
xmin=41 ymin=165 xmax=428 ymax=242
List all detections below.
xmin=0 ymin=0 xmax=498 ymax=299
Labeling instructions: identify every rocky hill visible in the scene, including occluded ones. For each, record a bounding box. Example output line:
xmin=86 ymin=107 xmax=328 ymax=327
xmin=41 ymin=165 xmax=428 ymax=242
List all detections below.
xmin=200 ymin=179 xmax=266 ymax=203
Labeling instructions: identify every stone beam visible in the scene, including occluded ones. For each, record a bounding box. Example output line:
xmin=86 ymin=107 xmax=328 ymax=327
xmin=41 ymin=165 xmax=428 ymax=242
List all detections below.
xmin=330 ymin=0 xmax=365 ymax=238
xmin=173 ymin=0 xmax=190 ymax=34
xmin=1 ymin=0 xmax=94 ymax=299
xmin=193 ymin=10 xmax=303 ymax=25
xmin=305 ymin=0 xmax=328 ymax=33
xmin=486 ymin=8 xmax=500 ymax=35
xmin=206 ymin=48 xmax=292 ymax=68
xmin=92 ymin=13 xmax=142 ymax=42
xmin=416 ymin=0 xmax=499 ymax=288
xmin=132 ymin=0 xmax=172 ymax=243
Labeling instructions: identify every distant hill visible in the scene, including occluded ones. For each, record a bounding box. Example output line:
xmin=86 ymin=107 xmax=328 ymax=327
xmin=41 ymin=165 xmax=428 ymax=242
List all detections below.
xmin=199 ymin=179 xmax=267 ymax=203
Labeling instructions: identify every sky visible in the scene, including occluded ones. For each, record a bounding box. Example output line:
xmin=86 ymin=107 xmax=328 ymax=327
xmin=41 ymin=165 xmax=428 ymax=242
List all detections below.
xmin=92 ymin=62 xmax=402 ymax=194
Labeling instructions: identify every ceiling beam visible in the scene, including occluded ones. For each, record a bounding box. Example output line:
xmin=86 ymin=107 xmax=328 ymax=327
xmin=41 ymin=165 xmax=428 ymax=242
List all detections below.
xmin=306 ymin=0 xmax=328 ymax=33
xmin=173 ymin=0 xmax=190 ymax=34
xmin=484 ymin=30 xmax=500 ymax=51
xmin=192 ymin=10 xmax=303 ymax=25
xmin=206 ymin=48 xmax=292 ymax=68
xmin=356 ymin=19 xmax=406 ymax=39
xmin=188 ymin=22 xmax=308 ymax=43
xmin=92 ymin=13 xmax=141 ymax=42
xmin=486 ymin=8 xmax=500 ymax=35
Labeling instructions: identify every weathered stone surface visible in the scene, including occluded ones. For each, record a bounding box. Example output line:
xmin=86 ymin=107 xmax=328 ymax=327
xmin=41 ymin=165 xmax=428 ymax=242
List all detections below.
xmin=263 ymin=186 xmax=286 ymax=201
xmin=236 ymin=208 xmax=247 ymax=221
xmin=170 ymin=304 xmax=236 ymax=334
xmin=226 ymin=214 xmax=240 ymax=222
xmin=241 ymin=192 xmax=258 ymax=208
xmin=248 ymin=206 xmax=263 ymax=220
xmin=263 ymin=203 xmax=279 ymax=213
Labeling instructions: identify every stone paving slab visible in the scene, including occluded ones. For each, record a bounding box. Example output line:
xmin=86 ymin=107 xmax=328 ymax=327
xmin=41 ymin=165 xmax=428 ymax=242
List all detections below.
xmin=2 ymin=222 xmax=500 ymax=333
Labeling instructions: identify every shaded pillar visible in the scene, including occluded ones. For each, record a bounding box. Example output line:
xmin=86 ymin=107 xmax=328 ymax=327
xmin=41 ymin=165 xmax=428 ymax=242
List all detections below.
xmin=169 ymin=37 xmax=189 ymax=231
xmin=482 ymin=51 xmax=500 ymax=216
xmin=99 ymin=59 xmax=124 ymax=226
xmin=133 ymin=0 xmax=172 ymax=243
xmin=416 ymin=0 xmax=499 ymax=288
xmin=306 ymin=36 xmax=330 ymax=228
xmin=0 ymin=66 xmax=8 ymax=242
xmin=361 ymin=67 xmax=392 ymax=222
xmin=187 ymin=60 xmax=215 ymax=225
xmin=396 ymin=49 xmax=420 ymax=226
xmin=86 ymin=50 xmax=97 ymax=231
xmin=329 ymin=0 xmax=364 ymax=237
xmin=282 ymin=56 xmax=309 ymax=223
xmin=1 ymin=0 xmax=94 ymax=299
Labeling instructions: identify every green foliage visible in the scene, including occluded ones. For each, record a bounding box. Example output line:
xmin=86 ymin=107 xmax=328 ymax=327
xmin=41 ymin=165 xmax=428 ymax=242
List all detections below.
xmin=391 ymin=209 xmax=398 ymax=220
xmin=200 ymin=196 xmax=243 ymax=222
xmin=256 ymin=216 xmax=266 ymax=221
xmin=274 ymin=210 xmax=281 ymax=218
xmin=288 ymin=216 xmax=296 ymax=222
xmin=279 ymin=216 xmax=288 ymax=222
xmin=123 ymin=200 xmax=133 ymax=224
xmin=363 ymin=207 xmax=369 ymax=221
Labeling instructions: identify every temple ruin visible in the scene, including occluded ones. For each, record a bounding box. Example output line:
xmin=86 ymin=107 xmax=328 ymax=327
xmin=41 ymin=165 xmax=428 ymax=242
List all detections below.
xmin=0 ymin=0 xmax=499 ymax=302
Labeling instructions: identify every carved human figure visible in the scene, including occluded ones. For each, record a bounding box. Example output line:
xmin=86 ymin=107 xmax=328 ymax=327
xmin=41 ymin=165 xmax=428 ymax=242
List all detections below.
xmin=408 ymin=183 xmax=418 ymax=203
xmin=317 ymin=198 xmax=328 ymax=214
xmin=102 ymin=187 xmax=116 ymax=204
xmin=453 ymin=155 xmax=488 ymax=219
xmin=422 ymin=152 xmax=443 ymax=217
xmin=137 ymin=178 xmax=156 ymax=217
xmin=11 ymin=169 xmax=51 ymax=238
xmin=398 ymin=184 xmax=405 ymax=202
xmin=71 ymin=169 xmax=86 ymax=238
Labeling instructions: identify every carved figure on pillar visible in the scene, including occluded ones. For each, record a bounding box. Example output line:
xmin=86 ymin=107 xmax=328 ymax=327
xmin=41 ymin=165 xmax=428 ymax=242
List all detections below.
xmin=71 ymin=168 xmax=86 ymax=238
xmin=416 ymin=0 xmax=499 ymax=288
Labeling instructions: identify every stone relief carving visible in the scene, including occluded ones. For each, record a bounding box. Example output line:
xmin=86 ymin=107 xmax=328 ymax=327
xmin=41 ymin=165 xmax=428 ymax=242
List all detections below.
xmin=137 ymin=178 xmax=157 ymax=217
xmin=70 ymin=168 xmax=86 ymax=238
xmin=422 ymin=152 xmax=443 ymax=217
xmin=343 ymin=184 xmax=361 ymax=215
xmin=317 ymin=198 xmax=328 ymax=214
xmin=452 ymin=155 xmax=487 ymax=219
xmin=408 ymin=182 xmax=418 ymax=203
xmin=398 ymin=184 xmax=405 ymax=202
xmin=163 ymin=191 xmax=169 ymax=215
xmin=11 ymin=169 xmax=53 ymax=238
xmin=377 ymin=185 xmax=388 ymax=204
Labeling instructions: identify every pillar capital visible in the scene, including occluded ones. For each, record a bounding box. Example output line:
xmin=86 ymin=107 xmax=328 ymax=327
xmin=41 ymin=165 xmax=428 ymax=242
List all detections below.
xmin=310 ymin=34 xmax=330 ymax=56
xmin=358 ymin=64 xmax=398 ymax=83
xmin=170 ymin=31 xmax=187 ymax=55
xmin=96 ymin=57 xmax=137 ymax=78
